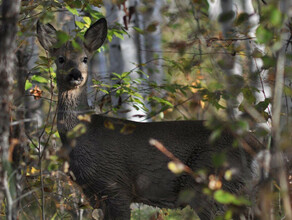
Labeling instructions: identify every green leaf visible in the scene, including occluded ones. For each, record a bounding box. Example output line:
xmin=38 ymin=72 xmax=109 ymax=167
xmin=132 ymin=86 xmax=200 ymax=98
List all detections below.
xmin=31 ymin=75 xmax=48 ymax=83
xmin=121 ymin=72 xmax=131 ymax=78
xmin=75 ymin=21 xmax=85 ymax=29
xmin=270 ymin=8 xmax=282 ymax=26
xmin=242 ymin=87 xmax=256 ymax=104
xmin=113 ymin=31 xmax=124 ymax=40
xmin=111 ymin=72 xmax=122 ymax=79
xmin=150 ymin=97 xmax=173 ymax=107
xmin=255 ymin=98 xmax=271 ymax=112
xmin=210 ymin=128 xmax=222 ymax=143
xmin=54 ymin=131 xmax=60 ymax=138
xmin=54 ymin=31 xmax=70 ymax=48
xmin=214 ymin=190 xmax=251 ymax=206
xmin=262 ymin=56 xmax=276 ymax=69
xmin=65 ymin=5 xmax=79 ymax=16
xmin=214 ymin=190 xmax=235 ymax=204
xmin=25 ymin=80 xmax=32 ymax=90
xmin=72 ymin=39 xmax=82 ymax=51
xmin=235 ymin=13 xmax=249 ymax=26
xmin=236 ymin=120 xmax=249 ymax=132
xmin=133 ymin=26 xmax=144 ymax=34
xmin=99 ymin=88 xmax=109 ymax=94
xmin=256 ymin=25 xmax=273 ymax=44
xmin=212 ymin=153 xmax=226 ymax=168
xmin=83 ymin=16 xmax=91 ymax=25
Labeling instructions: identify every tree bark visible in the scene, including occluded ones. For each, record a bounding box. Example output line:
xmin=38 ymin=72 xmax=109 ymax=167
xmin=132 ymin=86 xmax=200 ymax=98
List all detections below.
xmin=0 ymin=0 xmax=21 ymax=219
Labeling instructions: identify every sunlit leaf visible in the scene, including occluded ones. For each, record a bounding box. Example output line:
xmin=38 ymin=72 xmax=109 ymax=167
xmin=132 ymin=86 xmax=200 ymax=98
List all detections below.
xmin=65 ymin=5 xmax=79 ymax=15
xmin=83 ymin=16 xmax=91 ymax=25
xmin=133 ymin=26 xmax=144 ymax=34
xmin=168 ymin=161 xmax=185 ymax=174
xmin=77 ymin=114 xmax=91 ymax=122
xmin=25 ymin=80 xmax=32 ymax=90
xmin=75 ymin=20 xmax=85 ymax=29
xmin=214 ymin=190 xmax=251 ymax=205
xmin=31 ymin=75 xmax=48 ymax=83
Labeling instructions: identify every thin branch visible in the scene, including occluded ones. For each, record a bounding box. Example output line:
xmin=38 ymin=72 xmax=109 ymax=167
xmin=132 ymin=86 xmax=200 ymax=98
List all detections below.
xmin=3 ymin=172 xmax=13 ymax=220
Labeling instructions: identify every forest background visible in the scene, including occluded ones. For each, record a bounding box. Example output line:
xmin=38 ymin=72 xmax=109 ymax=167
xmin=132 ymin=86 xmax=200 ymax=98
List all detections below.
xmin=0 ymin=0 xmax=292 ymax=219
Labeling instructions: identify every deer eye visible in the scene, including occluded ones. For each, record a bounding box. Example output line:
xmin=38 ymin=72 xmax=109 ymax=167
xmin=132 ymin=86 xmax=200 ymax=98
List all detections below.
xmin=82 ymin=57 xmax=88 ymax=64
xmin=58 ymin=56 xmax=65 ymax=64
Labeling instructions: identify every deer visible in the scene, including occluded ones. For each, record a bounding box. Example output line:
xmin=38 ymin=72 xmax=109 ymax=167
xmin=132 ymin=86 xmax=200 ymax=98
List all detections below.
xmin=37 ymin=18 xmax=263 ymax=220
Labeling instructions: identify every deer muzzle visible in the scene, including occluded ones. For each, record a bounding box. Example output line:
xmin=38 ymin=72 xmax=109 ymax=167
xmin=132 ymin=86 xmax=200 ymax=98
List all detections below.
xmin=67 ymin=69 xmax=84 ymax=87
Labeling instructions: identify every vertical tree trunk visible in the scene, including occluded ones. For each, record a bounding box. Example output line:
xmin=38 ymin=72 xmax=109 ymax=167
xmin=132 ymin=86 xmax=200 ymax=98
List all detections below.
xmin=239 ymin=0 xmax=271 ymax=115
xmin=144 ymin=0 xmax=164 ymax=85
xmin=271 ymin=1 xmax=292 ymax=218
xmin=0 ymin=0 xmax=21 ymax=219
xmin=220 ymin=0 xmax=243 ymax=117
xmin=105 ymin=0 xmax=149 ymax=121
xmin=143 ymin=0 xmax=165 ymax=120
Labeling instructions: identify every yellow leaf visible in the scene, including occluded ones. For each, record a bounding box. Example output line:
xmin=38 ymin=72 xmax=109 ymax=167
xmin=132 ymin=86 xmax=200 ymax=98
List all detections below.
xmin=27 ymin=166 xmax=39 ymax=175
xmin=77 ymin=114 xmax=91 ymax=122
xmin=104 ymin=120 xmax=115 ymax=130
xmin=224 ymin=169 xmax=234 ymax=181
xmin=120 ymin=124 xmax=136 ymax=135
xmin=168 ymin=161 xmax=184 ymax=174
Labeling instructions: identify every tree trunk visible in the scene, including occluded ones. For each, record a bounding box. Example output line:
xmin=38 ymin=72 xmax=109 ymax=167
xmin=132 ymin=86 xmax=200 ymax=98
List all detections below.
xmin=0 ymin=0 xmax=21 ymax=219
xmin=105 ymin=0 xmax=149 ymax=121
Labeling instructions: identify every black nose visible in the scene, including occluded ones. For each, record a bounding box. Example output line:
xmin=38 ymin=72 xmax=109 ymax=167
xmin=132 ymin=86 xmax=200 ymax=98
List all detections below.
xmin=68 ymin=69 xmax=83 ymax=81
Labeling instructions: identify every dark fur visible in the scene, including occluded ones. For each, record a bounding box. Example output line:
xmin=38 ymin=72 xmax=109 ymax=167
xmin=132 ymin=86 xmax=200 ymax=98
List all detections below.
xmin=37 ymin=18 xmax=261 ymax=220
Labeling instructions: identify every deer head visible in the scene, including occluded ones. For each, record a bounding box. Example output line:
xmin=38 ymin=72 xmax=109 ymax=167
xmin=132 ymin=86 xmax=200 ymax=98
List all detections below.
xmin=37 ymin=18 xmax=107 ymax=92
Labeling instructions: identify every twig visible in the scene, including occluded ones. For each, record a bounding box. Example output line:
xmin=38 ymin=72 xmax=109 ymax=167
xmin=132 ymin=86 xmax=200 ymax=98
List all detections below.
xmin=3 ymin=171 xmax=13 ymax=220
xmin=13 ymin=188 xmax=38 ymax=204
xmin=149 ymin=139 xmax=200 ymax=182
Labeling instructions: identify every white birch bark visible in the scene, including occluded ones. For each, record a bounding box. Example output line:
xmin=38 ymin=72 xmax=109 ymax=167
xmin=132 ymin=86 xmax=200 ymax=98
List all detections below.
xmin=240 ymin=0 xmax=271 ymax=107
xmin=105 ymin=0 xmax=148 ymax=121
xmin=218 ymin=0 xmax=243 ymax=117
xmin=142 ymin=0 xmax=165 ymax=93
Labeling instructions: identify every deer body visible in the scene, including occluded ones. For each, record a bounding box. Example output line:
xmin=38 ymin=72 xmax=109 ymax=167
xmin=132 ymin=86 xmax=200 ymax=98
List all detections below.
xmin=37 ymin=18 xmax=260 ymax=220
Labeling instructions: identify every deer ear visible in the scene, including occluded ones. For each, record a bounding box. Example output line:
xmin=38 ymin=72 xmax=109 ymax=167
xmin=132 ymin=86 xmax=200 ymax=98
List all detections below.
xmin=84 ymin=18 xmax=107 ymax=54
xmin=37 ymin=21 xmax=58 ymax=51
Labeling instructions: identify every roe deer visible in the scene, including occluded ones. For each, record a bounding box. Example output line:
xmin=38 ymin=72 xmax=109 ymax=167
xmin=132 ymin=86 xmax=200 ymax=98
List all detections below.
xmin=37 ymin=18 xmax=262 ymax=220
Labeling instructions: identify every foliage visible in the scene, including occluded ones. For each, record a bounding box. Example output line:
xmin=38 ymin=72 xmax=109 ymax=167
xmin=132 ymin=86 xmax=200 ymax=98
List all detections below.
xmin=1 ymin=0 xmax=292 ymax=219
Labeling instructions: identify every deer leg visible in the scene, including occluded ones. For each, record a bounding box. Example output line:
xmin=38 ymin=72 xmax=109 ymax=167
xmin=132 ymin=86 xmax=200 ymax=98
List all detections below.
xmin=189 ymin=192 xmax=222 ymax=220
xmin=101 ymin=195 xmax=131 ymax=220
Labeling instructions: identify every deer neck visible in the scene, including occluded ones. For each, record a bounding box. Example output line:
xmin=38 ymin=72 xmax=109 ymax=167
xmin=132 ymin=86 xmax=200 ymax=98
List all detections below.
xmin=57 ymin=86 xmax=89 ymax=141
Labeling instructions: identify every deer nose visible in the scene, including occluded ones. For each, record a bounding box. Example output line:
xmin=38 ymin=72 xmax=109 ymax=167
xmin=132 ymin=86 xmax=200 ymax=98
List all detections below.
xmin=68 ymin=69 xmax=83 ymax=81
xmin=67 ymin=69 xmax=84 ymax=87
